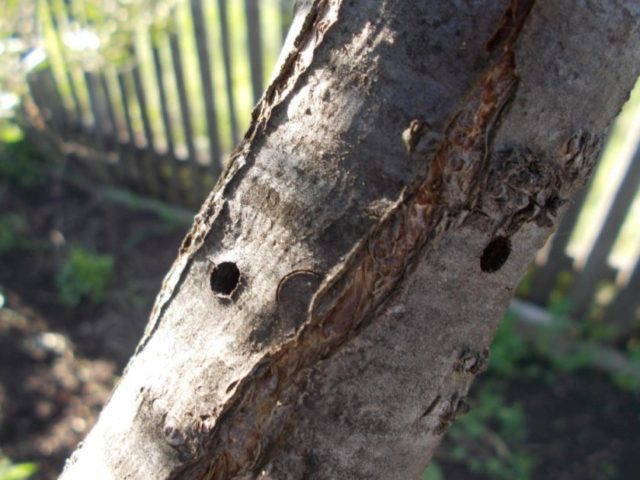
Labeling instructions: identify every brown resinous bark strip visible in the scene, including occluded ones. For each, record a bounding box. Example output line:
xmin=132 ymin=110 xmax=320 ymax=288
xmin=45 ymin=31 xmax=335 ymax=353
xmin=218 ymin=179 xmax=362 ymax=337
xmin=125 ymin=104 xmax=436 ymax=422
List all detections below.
xmin=174 ymin=2 xmax=541 ymax=479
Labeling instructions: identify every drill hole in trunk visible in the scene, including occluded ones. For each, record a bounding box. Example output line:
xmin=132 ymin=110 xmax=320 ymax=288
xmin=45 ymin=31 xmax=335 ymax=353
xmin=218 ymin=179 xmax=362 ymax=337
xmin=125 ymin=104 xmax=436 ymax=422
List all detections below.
xmin=210 ymin=262 xmax=241 ymax=298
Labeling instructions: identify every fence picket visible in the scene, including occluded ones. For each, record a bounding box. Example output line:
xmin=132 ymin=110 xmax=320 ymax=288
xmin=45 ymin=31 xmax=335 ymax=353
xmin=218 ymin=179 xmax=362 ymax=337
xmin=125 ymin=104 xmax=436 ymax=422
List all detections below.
xmin=40 ymin=66 xmax=68 ymax=130
xmin=98 ymin=73 xmax=118 ymax=144
xmin=170 ymin=30 xmax=202 ymax=205
xmin=191 ymin=0 xmax=222 ymax=179
xmin=131 ymin=66 xmax=156 ymax=151
xmin=45 ymin=0 xmax=83 ymax=127
xmin=528 ymin=187 xmax=587 ymax=305
xmin=83 ymin=71 xmax=117 ymax=183
xmin=84 ymin=72 xmax=106 ymax=145
xmin=58 ymin=0 xmax=94 ymax=128
xmin=132 ymin=63 xmax=163 ymax=196
xmin=26 ymin=71 xmax=47 ymax=119
xmin=245 ymin=0 xmax=264 ymax=105
xmin=217 ymin=0 xmax=240 ymax=145
xmin=279 ymin=0 xmax=290 ymax=45
xmin=569 ymin=147 xmax=640 ymax=319
xmin=151 ymin=40 xmax=182 ymax=203
xmin=606 ymin=258 xmax=640 ymax=340
xmin=98 ymin=72 xmax=127 ymax=181
xmin=116 ymin=71 xmax=141 ymax=184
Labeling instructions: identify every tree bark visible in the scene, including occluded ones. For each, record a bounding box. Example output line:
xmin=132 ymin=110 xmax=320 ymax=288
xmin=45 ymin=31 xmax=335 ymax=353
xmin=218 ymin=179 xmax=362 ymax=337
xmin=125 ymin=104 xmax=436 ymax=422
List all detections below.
xmin=61 ymin=1 xmax=640 ymax=478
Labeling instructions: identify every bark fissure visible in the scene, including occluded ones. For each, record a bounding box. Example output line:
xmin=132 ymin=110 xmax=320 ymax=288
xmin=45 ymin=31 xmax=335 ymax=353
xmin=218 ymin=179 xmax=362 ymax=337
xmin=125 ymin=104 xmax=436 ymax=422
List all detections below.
xmin=175 ymin=5 xmax=546 ymax=478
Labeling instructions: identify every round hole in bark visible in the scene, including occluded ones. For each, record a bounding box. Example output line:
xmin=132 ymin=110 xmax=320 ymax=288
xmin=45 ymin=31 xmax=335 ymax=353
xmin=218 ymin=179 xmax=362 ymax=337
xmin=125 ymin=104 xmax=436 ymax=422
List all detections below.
xmin=210 ymin=262 xmax=241 ymax=297
xmin=480 ymin=236 xmax=511 ymax=273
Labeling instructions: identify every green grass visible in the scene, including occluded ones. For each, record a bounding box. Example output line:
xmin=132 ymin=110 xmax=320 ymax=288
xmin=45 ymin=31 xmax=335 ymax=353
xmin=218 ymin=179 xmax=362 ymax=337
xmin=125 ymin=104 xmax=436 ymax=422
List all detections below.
xmin=56 ymin=247 xmax=114 ymax=306
xmin=0 ymin=455 xmax=37 ymax=480
xmin=445 ymin=386 xmax=534 ymax=480
xmin=0 ymin=129 xmax=45 ymax=187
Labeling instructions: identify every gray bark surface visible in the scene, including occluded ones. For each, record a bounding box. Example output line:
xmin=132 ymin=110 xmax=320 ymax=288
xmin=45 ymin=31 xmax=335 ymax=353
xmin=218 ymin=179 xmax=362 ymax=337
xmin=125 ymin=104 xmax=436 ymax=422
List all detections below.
xmin=61 ymin=1 xmax=640 ymax=479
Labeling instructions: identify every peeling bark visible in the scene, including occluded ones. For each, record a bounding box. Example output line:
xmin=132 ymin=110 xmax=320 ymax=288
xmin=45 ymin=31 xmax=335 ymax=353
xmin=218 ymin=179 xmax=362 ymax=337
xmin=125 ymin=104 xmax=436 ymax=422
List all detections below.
xmin=61 ymin=1 xmax=640 ymax=479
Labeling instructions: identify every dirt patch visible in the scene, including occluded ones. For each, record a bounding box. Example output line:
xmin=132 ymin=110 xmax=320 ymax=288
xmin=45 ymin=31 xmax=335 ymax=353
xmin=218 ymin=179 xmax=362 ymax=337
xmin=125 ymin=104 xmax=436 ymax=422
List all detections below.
xmin=0 ymin=174 xmax=186 ymax=477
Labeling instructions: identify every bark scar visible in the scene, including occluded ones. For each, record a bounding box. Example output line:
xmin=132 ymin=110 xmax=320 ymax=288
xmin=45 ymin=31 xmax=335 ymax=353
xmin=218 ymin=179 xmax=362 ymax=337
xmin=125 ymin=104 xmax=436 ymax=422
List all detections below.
xmin=174 ymin=2 xmax=536 ymax=478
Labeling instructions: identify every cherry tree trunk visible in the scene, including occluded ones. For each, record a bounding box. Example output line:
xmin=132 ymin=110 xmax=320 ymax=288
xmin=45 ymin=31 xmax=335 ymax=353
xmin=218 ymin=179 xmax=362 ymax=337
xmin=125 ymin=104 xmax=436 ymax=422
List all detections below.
xmin=61 ymin=1 xmax=640 ymax=478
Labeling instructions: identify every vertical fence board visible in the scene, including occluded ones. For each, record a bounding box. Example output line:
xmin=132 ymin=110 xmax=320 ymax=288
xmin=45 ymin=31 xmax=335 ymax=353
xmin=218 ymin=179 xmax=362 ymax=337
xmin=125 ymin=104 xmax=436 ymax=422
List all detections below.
xmin=131 ymin=66 xmax=156 ymax=151
xmin=27 ymin=71 xmax=48 ymax=119
xmin=170 ymin=31 xmax=202 ymax=204
xmin=98 ymin=73 xmax=118 ymax=143
xmin=151 ymin=45 xmax=176 ymax=157
xmin=103 ymin=70 xmax=129 ymax=143
xmin=245 ymin=0 xmax=263 ymax=105
xmin=191 ymin=0 xmax=222 ymax=179
xmin=217 ymin=0 xmax=240 ymax=146
xmin=45 ymin=0 xmax=83 ymax=127
xmin=117 ymin=71 xmax=141 ymax=184
xmin=152 ymin=41 xmax=182 ymax=203
xmin=83 ymin=71 xmax=117 ymax=181
xmin=64 ymin=69 xmax=83 ymax=129
xmin=59 ymin=0 xmax=94 ymax=128
xmin=132 ymin=63 xmax=162 ymax=196
xmin=528 ymin=187 xmax=588 ymax=305
xmin=278 ymin=0 xmax=290 ymax=45
xmin=606 ymin=258 xmax=640 ymax=339
xmin=98 ymin=72 xmax=126 ymax=180
xmin=569 ymin=148 xmax=640 ymax=319
xmin=84 ymin=72 xmax=106 ymax=144
xmin=40 ymin=66 xmax=68 ymax=129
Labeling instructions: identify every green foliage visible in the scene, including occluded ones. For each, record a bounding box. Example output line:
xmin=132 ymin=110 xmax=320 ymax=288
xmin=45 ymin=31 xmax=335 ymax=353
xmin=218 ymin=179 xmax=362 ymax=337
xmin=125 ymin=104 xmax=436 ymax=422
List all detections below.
xmin=0 ymin=121 xmax=24 ymax=144
xmin=547 ymin=349 xmax=592 ymax=373
xmin=611 ymin=371 xmax=640 ymax=393
xmin=422 ymin=461 xmax=445 ymax=480
xmin=597 ymin=461 xmax=619 ymax=479
xmin=0 ymin=454 xmax=37 ymax=480
xmin=0 ymin=132 xmax=45 ymax=188
xmin=530 ymin=317 xmax=590 ymax=373
xmin=446 ymin=387 xmax=534 ymax=480
xmin=582 ymin=317 xmax=619 ymax=342
xmin=0 ymin=213 xmax=28 ymax=254
xmin=514 ymin=265 xmax=534 ymax=298
xmin=44 ymin=0 xmax=179 ymax=68
xmin=486 ymin=313 xmax=531 ymax=377
xmin=611 ymin=345 xmax=640 ymax=393
xmin=547 ymin=271 xmax=574 ymax=317
xmin=56 ymin=248 xmax=114 ymax=306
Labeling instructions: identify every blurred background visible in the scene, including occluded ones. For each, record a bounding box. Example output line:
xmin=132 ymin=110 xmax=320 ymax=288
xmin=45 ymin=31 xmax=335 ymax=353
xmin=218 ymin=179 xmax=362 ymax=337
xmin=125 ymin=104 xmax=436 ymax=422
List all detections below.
xmin=0 ymin=1 xmax=638 ymax=479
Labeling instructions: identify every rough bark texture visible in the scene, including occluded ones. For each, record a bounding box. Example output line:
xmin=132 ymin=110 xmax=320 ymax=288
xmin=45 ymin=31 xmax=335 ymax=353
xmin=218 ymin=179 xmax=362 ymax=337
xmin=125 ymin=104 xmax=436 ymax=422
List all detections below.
xmin=61 ymin=1 xmax=640 ymax=479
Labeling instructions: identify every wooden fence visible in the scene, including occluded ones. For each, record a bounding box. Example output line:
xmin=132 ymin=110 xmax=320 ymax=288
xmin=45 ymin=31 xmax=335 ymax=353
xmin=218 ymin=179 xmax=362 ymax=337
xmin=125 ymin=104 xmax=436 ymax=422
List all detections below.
xmin=22 ymin=0 xmax=640 ymax=339
xmin=26 ymin=0 xmax=293 ymax=206
xmin=528 ymin=135 xmax=640 ymax=339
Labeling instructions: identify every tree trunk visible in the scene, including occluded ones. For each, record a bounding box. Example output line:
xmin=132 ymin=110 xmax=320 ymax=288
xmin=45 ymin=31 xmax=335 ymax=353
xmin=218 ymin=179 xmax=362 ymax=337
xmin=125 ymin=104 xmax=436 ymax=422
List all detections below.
xmin=61 ymin=1 xmax=640 ymax=478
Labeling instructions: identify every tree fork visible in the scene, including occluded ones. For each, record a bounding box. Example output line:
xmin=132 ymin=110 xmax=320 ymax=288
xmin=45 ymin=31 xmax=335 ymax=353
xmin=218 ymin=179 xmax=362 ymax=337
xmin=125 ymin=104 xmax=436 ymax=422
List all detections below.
xmin=62 ymin=1 xmax=640 ymax=479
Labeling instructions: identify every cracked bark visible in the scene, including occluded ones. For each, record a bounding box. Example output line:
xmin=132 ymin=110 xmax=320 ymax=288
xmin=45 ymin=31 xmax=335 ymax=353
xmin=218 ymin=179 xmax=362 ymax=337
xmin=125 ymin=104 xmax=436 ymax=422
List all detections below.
xmin=61 ymin=1 xmax=640 ymax=479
